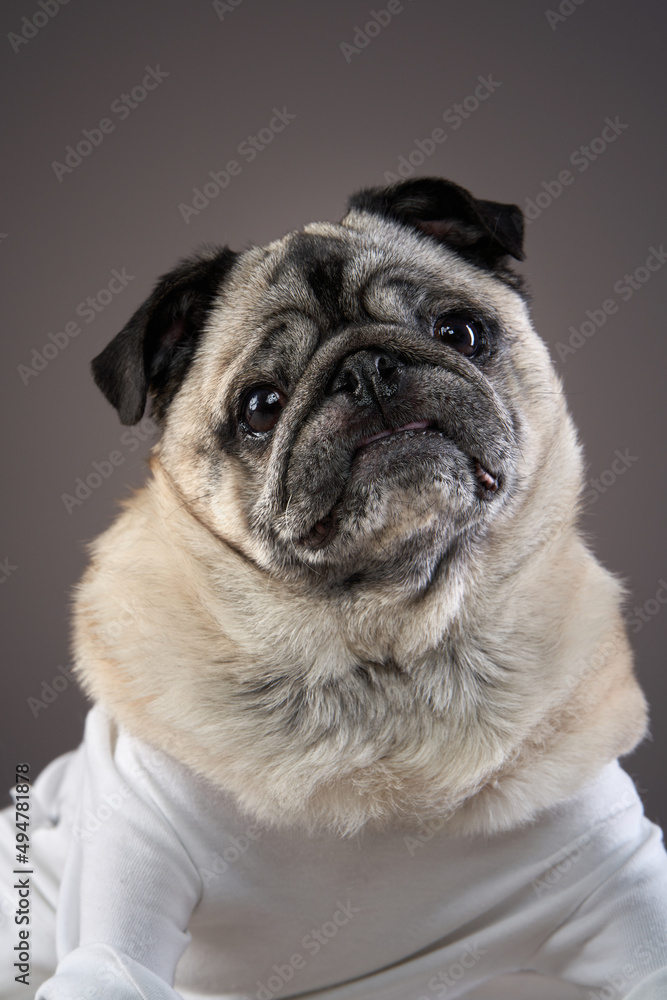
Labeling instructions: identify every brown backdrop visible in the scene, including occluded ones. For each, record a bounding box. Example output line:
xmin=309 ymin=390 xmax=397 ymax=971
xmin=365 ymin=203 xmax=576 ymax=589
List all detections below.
xmin=1 ymin=0 xmax=665 ymax=830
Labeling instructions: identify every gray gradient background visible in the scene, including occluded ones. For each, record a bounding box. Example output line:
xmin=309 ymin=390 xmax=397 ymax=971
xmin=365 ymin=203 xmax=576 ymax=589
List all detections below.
xmin=1 ymin=0 xmax=665 ymax=833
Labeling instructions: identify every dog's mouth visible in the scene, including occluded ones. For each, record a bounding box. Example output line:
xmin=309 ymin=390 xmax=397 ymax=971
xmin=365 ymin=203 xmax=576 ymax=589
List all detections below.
xmin=356 ymin=420 xmax=499 ymax=493
xmin=301 ymin=420 xmax=500 ymax=550
xmin=355 ymin=418 xmax=435 ymax=449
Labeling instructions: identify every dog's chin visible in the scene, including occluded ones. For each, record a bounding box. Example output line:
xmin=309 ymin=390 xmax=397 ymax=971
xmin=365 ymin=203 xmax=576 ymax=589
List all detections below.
xmin=276 ymin=427 xmax=502 ymax=584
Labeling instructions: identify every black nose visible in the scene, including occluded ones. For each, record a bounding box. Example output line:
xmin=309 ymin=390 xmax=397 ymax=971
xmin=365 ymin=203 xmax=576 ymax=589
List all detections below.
xmin=329 ymin=350 xmax=402 ymax=403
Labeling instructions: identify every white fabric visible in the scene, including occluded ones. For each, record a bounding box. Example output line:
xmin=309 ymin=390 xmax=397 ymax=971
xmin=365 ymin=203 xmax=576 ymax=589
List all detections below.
xmin=1 ymin=706 xmax=666 ymax=999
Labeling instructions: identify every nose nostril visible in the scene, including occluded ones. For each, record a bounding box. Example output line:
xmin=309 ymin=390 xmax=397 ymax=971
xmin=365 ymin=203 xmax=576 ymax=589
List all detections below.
xmin=375 ymin=352 xmax=397 ymax=378
xmin=333 ymin=369 xmax=360 ymax=395
xmin=330 ymin=349 xmax=401 ymax=398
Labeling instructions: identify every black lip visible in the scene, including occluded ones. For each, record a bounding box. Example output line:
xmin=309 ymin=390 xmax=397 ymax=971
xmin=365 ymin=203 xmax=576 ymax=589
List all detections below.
xmin=298 ymin=422 xmax=501 ymax=550
xmin=353 ymin=418 xmax=500 ymax=490
xmin=355 ymin=419 xmax=436 ymax=451
xmin=302 ymin=509 xmax=339 ymax=549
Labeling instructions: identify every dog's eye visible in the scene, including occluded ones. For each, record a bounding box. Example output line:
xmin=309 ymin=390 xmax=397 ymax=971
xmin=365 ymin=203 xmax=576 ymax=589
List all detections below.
xmin=432 ymin=315 xmax=483 ymax=358
xmin=242 ymin=387 xmax=286 ymax=433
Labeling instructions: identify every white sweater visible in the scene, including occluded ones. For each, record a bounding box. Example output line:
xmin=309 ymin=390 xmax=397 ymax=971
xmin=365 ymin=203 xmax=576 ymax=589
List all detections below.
xmin=1 ymin=706 xmax=667 ymax=1000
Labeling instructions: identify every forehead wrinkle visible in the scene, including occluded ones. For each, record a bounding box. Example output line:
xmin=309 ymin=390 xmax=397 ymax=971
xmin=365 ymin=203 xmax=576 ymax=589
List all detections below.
xmin=251 ymin=316 xmax=319 ymax=384
xmin=204 ymin=219 xmax=521 ymax=408
xmin=278 ymin=231 xmax=367 ymax=327
xmin=357 ymin=273 xmax=425 ymax=323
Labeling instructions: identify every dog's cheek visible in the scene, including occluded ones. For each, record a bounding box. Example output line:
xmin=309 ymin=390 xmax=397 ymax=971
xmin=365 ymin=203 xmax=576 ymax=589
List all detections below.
xmin=151 ymin=414 xmax=255 ymax=556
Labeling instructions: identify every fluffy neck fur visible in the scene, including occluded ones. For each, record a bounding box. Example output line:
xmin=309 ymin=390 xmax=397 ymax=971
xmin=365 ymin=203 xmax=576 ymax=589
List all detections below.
xmin=73 ymin=444 xmax=647 ymax=838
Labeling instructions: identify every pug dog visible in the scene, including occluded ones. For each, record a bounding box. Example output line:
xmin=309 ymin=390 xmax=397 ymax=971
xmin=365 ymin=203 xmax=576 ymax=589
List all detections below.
xmin=3 ymin=178 xmax=667 ymax=999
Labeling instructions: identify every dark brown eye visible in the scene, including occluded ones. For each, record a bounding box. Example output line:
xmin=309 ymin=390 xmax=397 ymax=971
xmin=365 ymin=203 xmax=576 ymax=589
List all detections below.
xmin=433 ymin=315 xmax=483 ymax=358
xmin=242 ymin=387 xmax=286 ymax=433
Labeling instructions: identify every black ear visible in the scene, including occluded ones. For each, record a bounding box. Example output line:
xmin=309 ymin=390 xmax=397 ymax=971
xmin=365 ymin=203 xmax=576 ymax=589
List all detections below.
xmin=91 ymin=247 xmax=238 ymax=425
xmin=345 ymin=177 xmax=525 ymax=272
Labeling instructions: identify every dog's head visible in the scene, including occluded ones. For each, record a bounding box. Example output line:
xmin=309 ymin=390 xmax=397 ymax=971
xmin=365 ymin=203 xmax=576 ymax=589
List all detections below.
xmin=83 ymin=178 xmax=646 ymax=835
xmin=92 ymin=178 xmax=568 ymax=597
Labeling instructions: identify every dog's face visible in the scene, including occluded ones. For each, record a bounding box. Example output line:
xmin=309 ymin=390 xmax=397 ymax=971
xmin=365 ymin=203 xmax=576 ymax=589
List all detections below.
xmin=83 ymin=178 xmax=647 ymax=835
xmin=93 ymin=179 xmax=567 ymax=599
